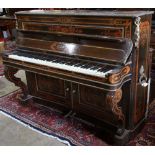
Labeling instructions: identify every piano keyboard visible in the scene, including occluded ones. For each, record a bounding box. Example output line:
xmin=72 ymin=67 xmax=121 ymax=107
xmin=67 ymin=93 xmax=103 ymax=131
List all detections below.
xmin=8 ymin=52 xmax=114 ymax=78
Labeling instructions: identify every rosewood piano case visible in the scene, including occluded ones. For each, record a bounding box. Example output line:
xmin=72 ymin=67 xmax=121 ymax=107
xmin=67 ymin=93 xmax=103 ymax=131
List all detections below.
xmin=2 ymin=10 xmax=153 ymax=145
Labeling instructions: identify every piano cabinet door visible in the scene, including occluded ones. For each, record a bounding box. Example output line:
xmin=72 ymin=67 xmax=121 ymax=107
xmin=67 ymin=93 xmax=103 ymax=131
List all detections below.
xmin=26 ymin=72 xmax=72 ymax=109
xmin=77 ymin=84 xmax=119 ymax=125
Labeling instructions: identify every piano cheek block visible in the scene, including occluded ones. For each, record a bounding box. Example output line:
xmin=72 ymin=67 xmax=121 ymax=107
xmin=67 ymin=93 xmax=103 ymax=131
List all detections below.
xmin=108 ymin=66 xmax=131 ymax=84
xmin=3 ymin=10 xmax=153 ymax=145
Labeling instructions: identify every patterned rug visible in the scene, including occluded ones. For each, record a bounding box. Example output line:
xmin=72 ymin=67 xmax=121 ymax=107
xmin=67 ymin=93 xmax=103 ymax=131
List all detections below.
xmin=0 ymin=64 xmax=4 ymax=77
xmin=0 ymin=90 xmax=155 ymax=146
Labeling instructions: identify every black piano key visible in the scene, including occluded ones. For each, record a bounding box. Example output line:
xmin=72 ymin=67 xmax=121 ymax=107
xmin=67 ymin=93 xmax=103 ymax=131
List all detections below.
xmin=86 ymin=63 xmax=96 ymax=69
xmin=80 ymin=63 xmax=89 ymax=68
xmin=82 ymin=64 xmax=91 ymax=69
xmin=90 ymin=64 xmax=103 ymax=70
xmin=72 ymin=60 xmax=81 ymax=65
xmin=70 ymin=61 xmax=80 ymax=66
xmin=72 ymin=61 xmax=84 ymax=67
xmin=58 ymin=59 xmax=67 ymax=64
xmin=70 ymin=62 xmax=78 ymax=66
xmin=56 ymin=59 xmax=63 ymax=63
xmin=60 ymin=58 xmax=73 ymax=64
xmin=44 ymin=56 xmax=63 ymax=63
xmin=65 ymin=60 xmax=75 ymax=65
xmin=97 ymin=67 xmax=106 ymax=72
xmin=45 ymin=56 xmax=56 ymax=61
xmin=81 ymin=63 xmax=94 ymax=69
xmin=44 ymin=57 xmax=53 ymax=61
xmin=52 ymin=58 xmax=60 ymax=62
xmin=98 ymin=65 xmax=113 ymax=72
xmin=69 ymin=60 xmax=79 ymax=65
xmin=78 ymin=63 xmax=88 ymax=68
xmin=42 ymin=56 xmax=49 ymax=60
xmin=16 ymin=52 xmax=26 ymax=57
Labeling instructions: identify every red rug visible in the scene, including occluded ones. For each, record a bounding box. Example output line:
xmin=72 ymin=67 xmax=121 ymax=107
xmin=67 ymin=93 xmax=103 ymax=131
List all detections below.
xmin=0 ymin=64 xmax=4 ymax=76
xmin=0 ymin=90 xmax=155 ymax=146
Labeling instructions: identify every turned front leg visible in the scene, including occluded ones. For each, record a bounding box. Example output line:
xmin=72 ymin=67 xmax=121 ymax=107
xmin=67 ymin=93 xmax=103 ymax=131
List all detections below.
xmin=4 ymin=66 xmax=31 ymax=104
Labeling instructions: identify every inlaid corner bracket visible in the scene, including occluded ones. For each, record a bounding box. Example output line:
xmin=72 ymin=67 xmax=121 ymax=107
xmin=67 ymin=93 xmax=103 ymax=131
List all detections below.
xmin=4 ymin=66 xmax=31 ymax=104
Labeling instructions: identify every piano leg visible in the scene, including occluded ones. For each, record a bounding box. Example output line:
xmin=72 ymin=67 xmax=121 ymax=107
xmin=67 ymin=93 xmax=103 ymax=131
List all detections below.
xmin=4 ymin=66 xmax=32 ymax=104
xmin=106 ymin=89 xmax=125 ymax=135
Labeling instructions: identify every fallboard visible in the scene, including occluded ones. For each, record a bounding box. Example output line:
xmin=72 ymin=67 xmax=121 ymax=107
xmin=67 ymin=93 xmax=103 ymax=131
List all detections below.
xmin=16 ymin=31 xmax=133 ymax=65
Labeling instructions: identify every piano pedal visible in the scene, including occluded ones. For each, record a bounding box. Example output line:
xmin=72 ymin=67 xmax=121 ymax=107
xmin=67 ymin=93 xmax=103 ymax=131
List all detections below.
xmin=70 ymin=112 xmax=76 ymax=117
xmin=69 ymin=112 xmax=76 ymax=124
xmin=64 ymin=110 xmax=73 ymax=118
xmin=19 ymin=95 xmax=33 ymax=105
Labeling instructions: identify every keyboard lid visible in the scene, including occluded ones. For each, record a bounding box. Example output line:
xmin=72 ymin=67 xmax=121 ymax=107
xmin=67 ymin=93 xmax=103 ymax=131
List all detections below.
xmin=17 ymin=34 xmax=133 ymax=65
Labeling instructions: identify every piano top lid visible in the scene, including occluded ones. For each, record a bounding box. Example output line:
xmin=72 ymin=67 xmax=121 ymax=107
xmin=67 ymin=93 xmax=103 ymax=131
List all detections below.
xmin=15 ymin=10 xmax=154 ymax=18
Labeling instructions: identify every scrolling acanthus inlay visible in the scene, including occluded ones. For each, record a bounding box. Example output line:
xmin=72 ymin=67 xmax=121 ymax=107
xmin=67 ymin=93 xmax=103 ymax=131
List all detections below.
xmin=106 ymin=89 xmax=124 ymax=122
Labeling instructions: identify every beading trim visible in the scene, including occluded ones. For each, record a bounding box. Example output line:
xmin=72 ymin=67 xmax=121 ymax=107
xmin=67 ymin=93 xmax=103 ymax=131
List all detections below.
xmin=134 ymin=17 xmax=141 ymax=48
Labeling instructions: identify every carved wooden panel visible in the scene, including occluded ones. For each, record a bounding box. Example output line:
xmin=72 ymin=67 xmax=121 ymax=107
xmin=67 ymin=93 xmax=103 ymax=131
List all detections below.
xmin=78 ymin=84 xmax=119 ymax=125
xmin=26 ymin=72 xmax=72 ymax=108
xmin=36 ymin=74 xmax=65 ymax=97
xmin=79 ymin=85 xmax=107 ymax=109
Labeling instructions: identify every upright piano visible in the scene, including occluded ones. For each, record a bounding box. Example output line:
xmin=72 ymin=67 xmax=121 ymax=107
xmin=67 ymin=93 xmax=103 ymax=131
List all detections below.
xmin=2 ymin=10 xmax=153 ymax=145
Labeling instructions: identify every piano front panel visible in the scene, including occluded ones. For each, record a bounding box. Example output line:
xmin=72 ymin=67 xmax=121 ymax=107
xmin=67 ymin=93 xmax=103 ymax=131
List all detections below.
xmin=36 ymin=74 xmax=65 ymax=97
xmin=19 ymin=22 xmax=124 ymax=38
xmin=16 ymin=15 xmax=132 ymax=38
